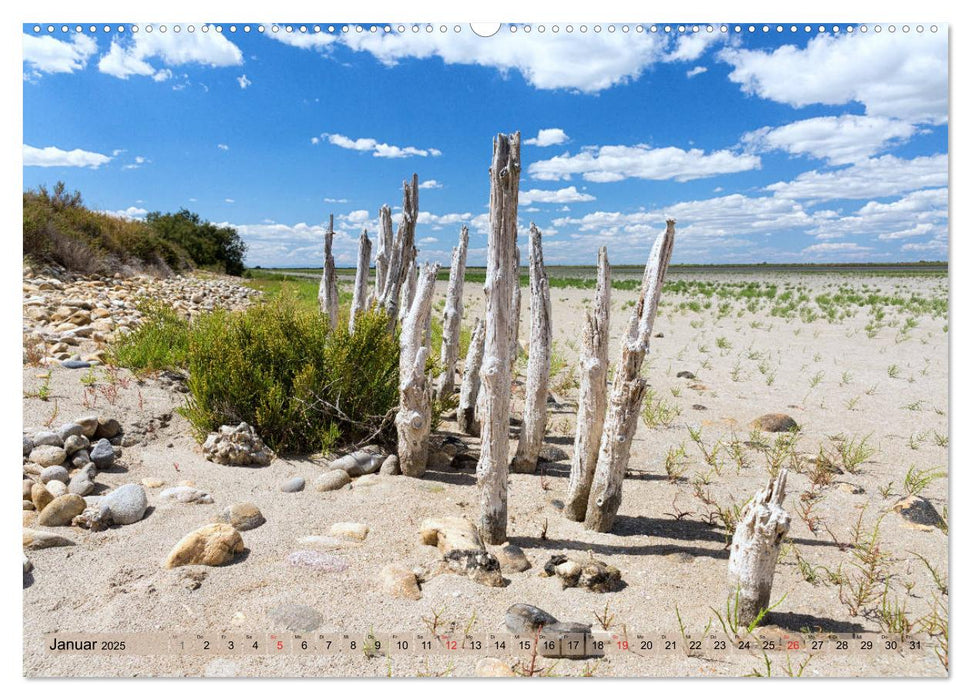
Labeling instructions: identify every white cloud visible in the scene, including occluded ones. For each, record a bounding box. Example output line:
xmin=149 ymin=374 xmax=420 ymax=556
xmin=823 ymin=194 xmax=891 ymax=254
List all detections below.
xmin=766 ymin=154 xmax=948 ymax=201
xmin=333 ymin=26 xmax=669 ymax=93
xmin=217 ymin=144 xmax=229 ymax=151
xmin=524 ymin=128 xmax=569 ymax=147
xmin=418 ymin=237 xmax=438 ymax=245
xmin=98 ymin=25 xmax=243 ymax=80
xmin=529 ymin=144 xmax=760 ymax=183
xmin=802 ymin=242 xmax=872 ymax=255
xmin=102 ymin=206 xmax=148 ymax=220
xmin=237 ymin=74 xmax=252 ymax=89
xmin=686 ymin=66 xmax=707 ymax=78
xmin=807 ymin=188 xmax=947 ymax=245
xmin=324 ymin=197 xmax=348 ymax=203
xmin=418 ymin=179 xmax=443 ymax=190
xmin=23 ymin=144 xmax=112 ymax=168
xmin=664 ymin=30 xmax=729 ymax=63
xmin=122 ymin=155 xmax=150 ymax=170
xmin=720 ymin=30 xmax=948 ymax=124
xmin=265 ymin=28 xmax=340 ymax=52
xmin=417 ymin=211 xmax=474 ymax=229
xmin=743 ymin=115 xmax=917 ymax=165
xmin=320 ymin=132 xmax=441 ymax=159
xmin=225 ymin=198 xmax=235 ymax=204
xmin=519 ymin=186 xmax=595 ymax=206
xmin=23 ymin=33 xmax=97 ymax=75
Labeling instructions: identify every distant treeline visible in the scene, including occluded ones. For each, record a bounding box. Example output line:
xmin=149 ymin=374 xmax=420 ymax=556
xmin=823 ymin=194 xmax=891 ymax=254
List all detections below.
xmin=23 ymin=182 xmax=246 ymax=276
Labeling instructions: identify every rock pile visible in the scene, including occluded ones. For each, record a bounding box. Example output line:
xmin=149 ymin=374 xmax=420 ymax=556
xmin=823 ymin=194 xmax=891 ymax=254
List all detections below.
xmin=23 ymin=269 xmax=259 ymax=367
xmin=203 ymin=423 xmax=274 ymax=466
xmin=540 ymin=554 xmax=623 ymax=592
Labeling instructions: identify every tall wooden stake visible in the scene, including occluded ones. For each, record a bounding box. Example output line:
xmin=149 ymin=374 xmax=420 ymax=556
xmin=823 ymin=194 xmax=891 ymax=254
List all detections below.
xmin=379 ymin=174 xmax=419 ymax=330
xmin=584 ymin=220 xmax=676 ymax=533
xmin=564 ymin=246 xmax=611 ymax=520
xmin=318 ymin=214 xmax=339 ymax=329
xmin=477 ymin=131 xmax=520 ymax=545
xmin=728 ymin=470 xmax=791 ymax=627
xmin=349 ymin=228 xmax=372 ymax=333
xmin=511 ymin=224 xmax=552 ymax=474
xmin=457 ymin=318 xmax=485 ymax=435
xmin=396 ymin=262 xmax=440 ymax=477
xmin=375 ymin=204 xmax=393 ymax=302
xmin=509 ymin=246 xmax=522 ymax=372
xmin=437 ymin=225 xmax=470 ymax=397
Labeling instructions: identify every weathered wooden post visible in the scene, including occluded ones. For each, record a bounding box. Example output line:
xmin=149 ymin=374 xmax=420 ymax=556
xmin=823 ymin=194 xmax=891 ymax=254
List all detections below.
xmin=457 ymin=318 xmax=485 ymax=435
xmin=477 ymin=131 xmax=520 ymax=545
xmin=399 ymin=259 xmax=418 ymax=326
xmin=437 ymin=225 xmax=470 ymax=397
xmin=728 ymin=469 xmax=791 ymax=627
xmin=318 ymin=214 xmax=339 ymax=328
xmin=584 ymin=220 xmax=676 ymax=532
xmin=509 ymin=247 xmax=522 ymax=372
xmin=564 ymin=246 xmax=611 ymax=521
xmin=396 ymin=261 xmax=441 ymax=477
xmin=375 ymin=204 xmax=393 ymax=301
xmin=379 ymin=175 xmax=419 ymax=330
xmin=510 ymin=224 xmax=552 ymax=474
xmin=349 ymin=228 xmax=372 ymax=333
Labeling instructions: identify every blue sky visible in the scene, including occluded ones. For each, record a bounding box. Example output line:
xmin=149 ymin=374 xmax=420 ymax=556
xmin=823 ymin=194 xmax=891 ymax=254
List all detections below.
xmin=23 ymin=23 xmax=948 ymax=267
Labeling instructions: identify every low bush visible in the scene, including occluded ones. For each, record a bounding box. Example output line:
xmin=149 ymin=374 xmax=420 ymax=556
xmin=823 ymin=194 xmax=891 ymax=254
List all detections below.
xmin=109 ymin=302 xmax=191 ymax=371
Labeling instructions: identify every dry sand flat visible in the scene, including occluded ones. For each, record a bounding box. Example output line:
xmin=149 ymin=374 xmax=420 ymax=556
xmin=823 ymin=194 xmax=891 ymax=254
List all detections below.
xmin=22 ymin=270 xmax=948 ymax=677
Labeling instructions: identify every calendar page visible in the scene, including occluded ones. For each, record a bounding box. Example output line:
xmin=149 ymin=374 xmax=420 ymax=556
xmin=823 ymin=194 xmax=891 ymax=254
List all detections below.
xmin=21 ymin=19 xmax=948 ymax=679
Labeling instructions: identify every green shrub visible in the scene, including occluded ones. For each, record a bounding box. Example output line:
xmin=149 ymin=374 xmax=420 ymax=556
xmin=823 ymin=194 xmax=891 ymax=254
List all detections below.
xmin=109 ymin=302 xmax=191 ymax=371
xmin=179 ymin=295 xmax=399 ymax=453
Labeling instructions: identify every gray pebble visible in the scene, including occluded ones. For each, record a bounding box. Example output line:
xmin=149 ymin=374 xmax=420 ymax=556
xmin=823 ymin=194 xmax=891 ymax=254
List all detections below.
xmin=63 ymin=434 xmax=90 ymax=456
xmin=89 ymin=438 xmax=115 ymax=469
xmin=61 ymin=360 xmax=91 ymax=369
xmin=57 ymin=422 xmax=85 ymax=442
xmin=280 ymin=477 xmax=305 ymax=493
xmin=315 ymin=470 xmax=351 ymax=492
xmin=40 ymin=465 xmax=70 ymax=484
xmin=32 ymin=431 xmax=63 ymax=448
xmin=101 ymin=483 xmax=148 ymax=525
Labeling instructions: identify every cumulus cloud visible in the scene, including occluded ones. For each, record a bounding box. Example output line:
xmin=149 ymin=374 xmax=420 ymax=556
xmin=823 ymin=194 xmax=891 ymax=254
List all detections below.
xmin=23 ymin=144 xmax=112 ymax=168
xmin=742 ymin=115 xmax=917 ymax=165
xmin=23 ymin=33 xmax=97 ymax=76
xmin=664 ymin=29 xmax=730 ymax=63
xmin=519 ymin=186 xmax=595 ymax=206
xmin=237 ymin=74 xmax=252 ymax=89
xmin=720 ymin=30 xmax=948 ymax=124
xmin=766 ymin=154 xmax=948 ymax=200
xmin=802 ymin=242 xmax=873 ymax=255
xmin=808 ymin=188 xmax=947 ymax=245
xmin=217 ymin=143 xmax=229 ymax=151
xmin=529 ymin=144 xmax=760 ymax=183
xmin=324 ymin=197 xmax=348 ymax=203
xmin=98 ymin=25 xmax=243 ymax=80
xmin=102 ymin=206 xmax=148 ymax=220
xmin=524 ymin=128 xmax=569 ymax=147
xmin=319 ymin=132 xmax=442 ymax=158
xmin=686 ymin=66 xmax=707 ymax=78
xmin=418 ymin=179 xmax=443 ymax=190
xmin=121 ymin=155 xmax=150 ymax=170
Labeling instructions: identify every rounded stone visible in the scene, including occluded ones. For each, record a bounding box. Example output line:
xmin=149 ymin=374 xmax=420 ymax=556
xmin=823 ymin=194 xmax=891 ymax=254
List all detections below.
xmin=214 ymin=502 xmax=266 ymax=531
xmin=31 ymin=483 xmax=54 ymax=512
xmin=102 ymin=483 xmax=148 ymax=525
xmin=57 ymin=423 xmax=85 ymax=442
xmin=165 ymin=523 xmax=244 ymax=569
xmin=63 ymin=434 xmax=90 ymax=456
xmin=314 ymin=470 xmax=351 ymax=492
xmin=329 ymin=522 xmax=369 ymax=541
xmin=29 ymin=445 xmax=66 ymax=467
xmin=37 ymin=494 xmax=86 ymax=526
xmin=89 ymin=439 xmax=116 ymax=470
xmin=46 ymin=480 xmax=68 ymax=498
xmin=95 ymin=417 xmax=122 ymax=439
xmin=280 ymin=477 xmax=305 ymax=493
xmin=75 ymin=415 xmax=99 ymax=438
xmin=751 ymin=413 xmax=799 ymax=433
xmin=32 ymin=431 xmax=63 ymax=448
xmin=40 ymin=465 xmax=70 ymax=484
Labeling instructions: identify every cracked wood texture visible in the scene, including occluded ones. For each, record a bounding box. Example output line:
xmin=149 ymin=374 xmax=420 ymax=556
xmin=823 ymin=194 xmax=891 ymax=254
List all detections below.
xmin=318 ymin=214 xmax=339 ymax=329
xmin=476 ymin=131 xmax=520 ymax=545
xmin=349 ymin=228 xmax=372 ymax=334
xmin=511 ymin=224 xmax=552 ymax=474
xmin=437 ymin=225 xmax=469 ymax=397
xmin=372 ymin=204 xmax=393 ymax=307
xmin=396 ymin=261 xmax=440 ymax=477
xmin=564 ymin=246 xmax=611 ymax=521
xmin=584 ymin=220 xmax=676 ymax=533
xmin=457 ymin=317 xmax=485 ymax=435
xmin=728 ymin=469 xmax=791 ymax=627
xmin=379 ymin=174 xmax=418 ymax=330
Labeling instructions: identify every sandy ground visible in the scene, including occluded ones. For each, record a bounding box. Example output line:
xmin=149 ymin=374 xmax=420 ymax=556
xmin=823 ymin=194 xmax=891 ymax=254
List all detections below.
xmin=22 ymin=271 xmax=948 ymax=678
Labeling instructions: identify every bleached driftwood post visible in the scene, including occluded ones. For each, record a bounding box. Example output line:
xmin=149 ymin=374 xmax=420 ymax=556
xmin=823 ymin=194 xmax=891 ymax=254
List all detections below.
xmin=477 ymin=131 xmax=520 ymax=545
xmin=728 ymin=470 xmax=791 ymax=627
xmin=437 ymin=225 xmax=470 ymax=397
xmin=458 ymin=318 xmax=485 ymax=435
xmin=564 ymin=246 xmax=611 ymax=521
xmin=349 ymin=228 xmax=372 ymax=334
xmin=379 ymin=175 xmax=419 ymax=330
xmin=318 ymin=214 xmax=339 ymax=328
xmin=511 ymin=224 xmax=552 ymax=474
xmin=374 ymin=205 xmax=393 ymax=302
xmin=509 ymin=247 xmax=522 ymax=372
xmin=399 ymin=259 xmax=418 ymax=326
xmin=584 ymin=220 xmax=676 ymax=532
xmin=396 ymin=262 xmax=440 ymax=478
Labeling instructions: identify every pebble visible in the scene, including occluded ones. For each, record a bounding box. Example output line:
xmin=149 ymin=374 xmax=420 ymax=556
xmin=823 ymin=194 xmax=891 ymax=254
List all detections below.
xmin=202 ymin=422 xmax=273 ymax=466
xmin=61 ymin=360 xmax=91 ymax=369
xmin=31 ymin=483 xmax=54 ymax=512
xmin=538 ymin=445 xmax=569 ymax=463
xmin=286 ymin=550 xmax=348 ymax=572
xmin=101 ymin=483 xmax=148 ymax=525
xmin=57 ymin=423 xmax=85 ymax=442
xmin=378 ymin=564 xmax=422 ymax=600
xmin=329 ymin=522 xmax=369 ymax=541
xmin=63 ymin=434 xmax=89 ymax=455
xmin=37 ymin=494 xmax=86 ymax=526
xmin=68 ymin=466 xmax=96 ymax=496
xmin=165 ymin=524 xmax=244 ymax=569
xmin=23 ymin=435 xmax=34 ymax=456
xmin=46 ymin=480 xmax=68 ymax=497
xmin=89 ymin=439 xmax=116 ymax=469
xmin=214 ymin=502 xmax=265 ymax=531
xmin=505 ymin=603 xmax=559 ymax=634
xmin=676 ymin=370 xmax=696 ymax=379
xmin=379 ymin=454 xmax=400 ymax=476
xmin=495 ymin=544 xmax=532 ymax=573
xmin=70 ymin=450 xmax=91 ymax=469
xmin=29 ymin=445 xmax=66 ymax=467
xmin=75 ymin=415 xmax=99 ymax=438
xmin=23 ymin=528 xmax=76 ymax=550
xmin=32 ymin=431 xmax=64 ymax=448
xmin=475 ymin=658 xmax=516 ymax=677
xmin=142 ymin=478 xmax=166 ymax=488
xmin=280 ymin=477 xmax=305 ymax=493
xmin=95 ymin=417 xmax=122 ymax=439
xmin=160 ymin=486 xmax=214 ymax=504
xmin=268 ymin=602 xmax=324 ymax=632
xmin=40 ymin=465 xmax=70 ymax=484
xmin=893 ymin=495 xmax=943 ymax=531
xmin=314 ymin=470 xmax=351 ymax=492
xmin=326 ymin=447 xmax=384 ymax=476
xmin=751 ymin=413 xmax=799 ymax=433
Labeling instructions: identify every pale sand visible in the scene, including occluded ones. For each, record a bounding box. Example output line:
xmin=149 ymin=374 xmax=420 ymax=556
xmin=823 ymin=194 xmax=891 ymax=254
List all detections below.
xmin=23 ymin=271 xmax=948 ymax=677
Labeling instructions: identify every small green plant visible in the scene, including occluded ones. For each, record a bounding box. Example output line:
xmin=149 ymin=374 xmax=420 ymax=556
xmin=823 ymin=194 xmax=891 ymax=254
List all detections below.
xmin=888 ymin=364 xmax=901 ymax=378
xmin=902 ymin=465 xmax=946 ymax=496
xmin=641 ymin=387 xmax=681 ymax=428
